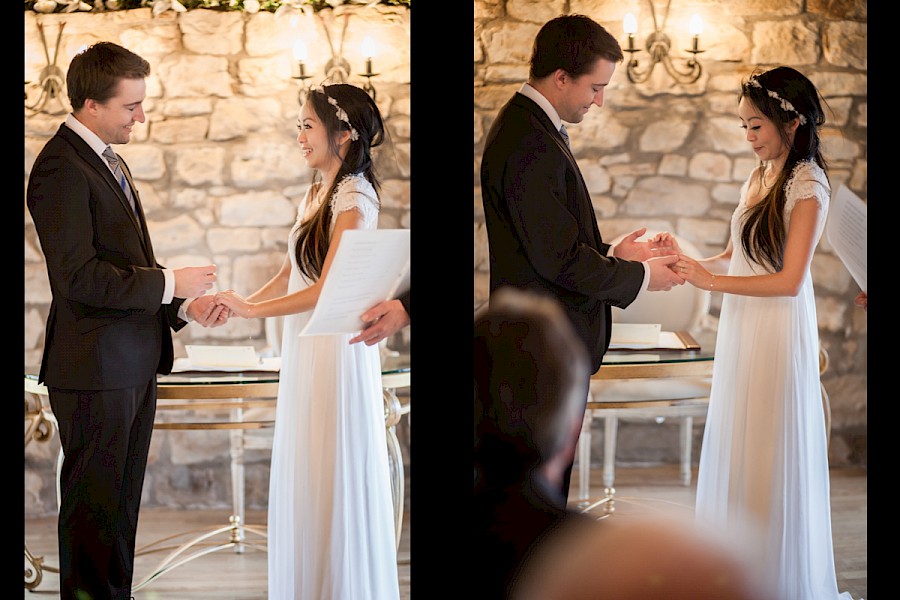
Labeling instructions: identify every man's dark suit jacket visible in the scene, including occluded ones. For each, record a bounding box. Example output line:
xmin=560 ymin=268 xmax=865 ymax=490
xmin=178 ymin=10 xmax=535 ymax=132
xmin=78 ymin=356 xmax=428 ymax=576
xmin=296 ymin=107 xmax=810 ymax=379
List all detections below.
xmin=27 ymin=123 xmax=186 ymax=390
xmin=480 ymin=92 xmax=645 ymax=373
xmin=473 ymin=468 xmax=595 ymax=600
xmin=398 ymin=289 xmax=410 ymax=318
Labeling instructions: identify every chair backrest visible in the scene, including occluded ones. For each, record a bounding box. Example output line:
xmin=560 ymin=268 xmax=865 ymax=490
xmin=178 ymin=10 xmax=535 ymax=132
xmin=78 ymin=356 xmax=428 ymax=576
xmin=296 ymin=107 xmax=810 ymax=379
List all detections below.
xmin=265 ymin=316 xmax=284 ymax=357
xmin=610 ymin=230 xmax=710 ymax=333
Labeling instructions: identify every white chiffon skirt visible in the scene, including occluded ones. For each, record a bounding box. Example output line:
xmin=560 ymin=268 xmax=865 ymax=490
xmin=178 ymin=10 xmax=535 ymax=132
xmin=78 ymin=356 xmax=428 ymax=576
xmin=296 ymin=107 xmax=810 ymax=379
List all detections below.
xmin=695 ymin=275 xmax=854 ymax=600
xmin=267 ymin=315 xmax=399 ymax=600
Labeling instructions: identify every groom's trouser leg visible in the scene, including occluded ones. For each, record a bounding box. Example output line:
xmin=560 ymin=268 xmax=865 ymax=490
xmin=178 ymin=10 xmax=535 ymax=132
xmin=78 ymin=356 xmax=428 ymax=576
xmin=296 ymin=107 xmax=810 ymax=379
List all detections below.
xmin=49 ymin=379 xmax=156 ymax=600
xmin=560 ymin=394 xmax=588 ymax=502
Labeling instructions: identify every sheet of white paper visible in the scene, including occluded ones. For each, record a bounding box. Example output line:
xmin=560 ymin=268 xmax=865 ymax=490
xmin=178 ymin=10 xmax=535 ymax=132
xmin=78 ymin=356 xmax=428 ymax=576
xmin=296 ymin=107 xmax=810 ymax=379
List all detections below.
xmin=603 ymin=353 xmax=662 ymax=363
xmin=609 ymin=330 xmax=687 ymax=350
xmin=299 ymin=229 xmax=410 ymax=336
xmin=609 ymin=323 xmax=661 ymax=349
xmin=826 ymin=184 xmax=867 ymax=292
xmin=172 ymin=357 xmax=281 ymax=373
xmin=185 ymin=345 xmax=261 ymax=368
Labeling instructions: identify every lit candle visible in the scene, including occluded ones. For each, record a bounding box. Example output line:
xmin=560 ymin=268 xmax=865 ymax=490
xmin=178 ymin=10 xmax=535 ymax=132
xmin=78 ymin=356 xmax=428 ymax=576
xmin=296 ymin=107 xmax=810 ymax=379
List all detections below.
xmin=689 ymin=14 xmax=703 ymax=52
xmin=293 ymin=40 xmax=308 ymax=79
xmin=361 ymin=35 xmax=376 ymax=75
xmin=623 ymin=13 xmax=637 ymax=51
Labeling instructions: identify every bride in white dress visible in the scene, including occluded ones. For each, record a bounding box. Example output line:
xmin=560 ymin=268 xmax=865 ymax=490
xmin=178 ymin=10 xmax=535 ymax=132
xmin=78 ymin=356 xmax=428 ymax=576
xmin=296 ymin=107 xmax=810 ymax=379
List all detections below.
xmin=674 ymin=67 xmax=854 ymax=600
xmin=216 ymin=84 xmax=400 ymax=600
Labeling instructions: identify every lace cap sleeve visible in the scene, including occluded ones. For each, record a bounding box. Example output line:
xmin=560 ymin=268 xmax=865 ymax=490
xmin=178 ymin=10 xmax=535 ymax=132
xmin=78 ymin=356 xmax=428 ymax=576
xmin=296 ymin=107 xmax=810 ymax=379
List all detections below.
xmin=329 ymin=173 xmax=380 ymax=226
xmin=784 ymin=161 xmax=830 ymax=216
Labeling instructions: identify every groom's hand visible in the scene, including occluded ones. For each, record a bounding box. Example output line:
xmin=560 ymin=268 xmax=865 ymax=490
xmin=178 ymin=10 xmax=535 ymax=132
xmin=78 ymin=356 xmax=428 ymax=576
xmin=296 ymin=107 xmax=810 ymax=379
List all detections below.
xmin=615 ymin=228 xmax=685 ymax=262
xmin=647 ymin=231 xmax=683 ymax=256
xmin=646 ymin=254 xmax=685 ymax=291
xmin=174 ymin=264 xmax=217 ymax=298
xmin=613 ymin=227 xmax=651 ymax=261
xmin=349 ymin=298 xmax=410 ymax=346
xmin=187 ymin=294 xmax=230 ymax=327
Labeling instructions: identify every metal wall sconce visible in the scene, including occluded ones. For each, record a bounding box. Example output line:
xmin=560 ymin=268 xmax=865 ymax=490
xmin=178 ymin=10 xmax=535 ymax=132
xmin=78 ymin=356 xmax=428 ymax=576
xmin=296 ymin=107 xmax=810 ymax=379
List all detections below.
xmin=25 ymin=21 xmax=72 ymax=115
xmin=359 ymin=36 xmax=379 ymax=100
xmin=292 ymin=39 xmax=314 ymax=91
xmin=290 ymin=13 xmax=380 ymax=102
xmin=622 ymin=1 xmax=704 ymax=84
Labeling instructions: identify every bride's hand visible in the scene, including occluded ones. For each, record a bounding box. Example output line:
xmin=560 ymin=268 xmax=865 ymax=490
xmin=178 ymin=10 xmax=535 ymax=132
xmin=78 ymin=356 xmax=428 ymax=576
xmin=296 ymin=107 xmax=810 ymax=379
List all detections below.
xmin=649 ymin=231 xmax=683 ymax=256
xmin=673 ymin=255 xmax=713 ymax=289
xmin=215 ymin=290 xmax=255 ymax=318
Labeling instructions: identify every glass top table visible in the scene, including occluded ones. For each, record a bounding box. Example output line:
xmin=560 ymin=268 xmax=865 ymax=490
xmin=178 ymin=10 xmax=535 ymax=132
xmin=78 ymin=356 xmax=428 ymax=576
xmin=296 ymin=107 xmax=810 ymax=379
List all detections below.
xmin=595 ymin=347 xmax=715 ymax=383
xmin=24 ymin=354 xmax=410 ymax=592
xmin=580 ymin=344 xmax=715 ymax=512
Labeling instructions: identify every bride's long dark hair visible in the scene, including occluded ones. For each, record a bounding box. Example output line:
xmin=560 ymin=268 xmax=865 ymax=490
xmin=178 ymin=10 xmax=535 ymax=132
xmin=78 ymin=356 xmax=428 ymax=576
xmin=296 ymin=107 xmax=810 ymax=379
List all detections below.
xmin=294 ymin=84 xmax=385 ymax=281
xmin=738 ymin=66 xmax=828 ymax=272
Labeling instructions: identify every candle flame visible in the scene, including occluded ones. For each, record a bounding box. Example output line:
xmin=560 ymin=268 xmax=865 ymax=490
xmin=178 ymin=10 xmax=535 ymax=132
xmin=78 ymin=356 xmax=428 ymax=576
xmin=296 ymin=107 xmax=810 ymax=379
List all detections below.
xmin=689 ymin=14 xmax=704 ymax=36
xmin=361 ymin=35 xmax=377 ymax=59
xmin=293 ymin=40 xmax=308 ymax=62
xmin=623 ymin=13 xmax=637 ymax=35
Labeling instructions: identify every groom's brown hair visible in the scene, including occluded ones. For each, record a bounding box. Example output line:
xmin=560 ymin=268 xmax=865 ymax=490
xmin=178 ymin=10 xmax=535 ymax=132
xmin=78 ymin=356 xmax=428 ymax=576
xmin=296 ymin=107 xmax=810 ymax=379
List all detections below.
xmin=530 ymin=14 xmax=624 ymax=80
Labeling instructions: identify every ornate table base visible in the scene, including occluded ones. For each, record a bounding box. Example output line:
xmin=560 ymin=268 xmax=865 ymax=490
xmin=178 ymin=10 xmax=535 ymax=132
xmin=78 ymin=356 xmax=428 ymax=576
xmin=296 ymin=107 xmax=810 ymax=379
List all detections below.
xmin=24 ymin=377 xmax=60 ymax=591
xmin=25 ymin=368 xmax=411 ymax=591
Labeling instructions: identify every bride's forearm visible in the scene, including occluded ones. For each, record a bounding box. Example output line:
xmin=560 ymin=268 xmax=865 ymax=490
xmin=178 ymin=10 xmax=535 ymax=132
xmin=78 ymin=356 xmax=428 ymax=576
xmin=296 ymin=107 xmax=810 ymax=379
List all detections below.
xmin=696 ymin=240 xmax=732 ymax=275
xmin=248 ymin=285 xmax=320 ymax=318
xmin=246 ymin=255 xmax=292 ymax=303
xmin=698 ymin=254 xmax=731 ymax=275
xmin=246 ymin=276 xmax=290 ymax=304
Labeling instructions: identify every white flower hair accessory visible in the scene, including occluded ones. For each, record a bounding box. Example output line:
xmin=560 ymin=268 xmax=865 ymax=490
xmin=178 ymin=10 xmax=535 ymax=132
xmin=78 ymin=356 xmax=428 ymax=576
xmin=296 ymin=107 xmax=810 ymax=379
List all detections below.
xmin=311 ymin=86 xmax=360 ymax=141
xmin=746 ymin=77 xmax=808 ymax=125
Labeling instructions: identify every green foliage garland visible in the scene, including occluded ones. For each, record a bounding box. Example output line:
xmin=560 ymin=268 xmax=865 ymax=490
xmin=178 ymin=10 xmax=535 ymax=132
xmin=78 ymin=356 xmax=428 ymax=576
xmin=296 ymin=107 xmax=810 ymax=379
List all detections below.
xmin=25 ymin=0 xmax=410 ymax=14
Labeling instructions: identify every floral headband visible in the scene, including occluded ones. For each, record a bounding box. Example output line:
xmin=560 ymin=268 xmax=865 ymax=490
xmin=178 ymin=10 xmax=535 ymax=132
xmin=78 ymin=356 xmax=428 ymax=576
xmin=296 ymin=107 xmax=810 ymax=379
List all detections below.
xmin=311 ymin=86 xmax=360 ymax=141
xmin=746 ymin=77 xmax=808 ymax=125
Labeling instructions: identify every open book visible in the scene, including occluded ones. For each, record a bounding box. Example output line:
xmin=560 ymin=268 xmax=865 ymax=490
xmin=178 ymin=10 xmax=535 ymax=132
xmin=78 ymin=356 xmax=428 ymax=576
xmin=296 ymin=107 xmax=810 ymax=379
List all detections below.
xmin=608 ymin=323 xmax=701 ymax=351
xmin=299 ymin=229 xmax=410 ymax=336
xmin=172 ymin=345 xmax=281 ymax=372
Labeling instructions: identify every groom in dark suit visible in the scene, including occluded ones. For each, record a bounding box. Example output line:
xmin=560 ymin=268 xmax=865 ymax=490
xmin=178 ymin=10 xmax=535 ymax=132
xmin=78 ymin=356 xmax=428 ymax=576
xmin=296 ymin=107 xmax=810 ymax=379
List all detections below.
xmin=27 ymin=42 xmax=228 ymax=600
xmin=480 ymin=15 xmax=685 ymax=500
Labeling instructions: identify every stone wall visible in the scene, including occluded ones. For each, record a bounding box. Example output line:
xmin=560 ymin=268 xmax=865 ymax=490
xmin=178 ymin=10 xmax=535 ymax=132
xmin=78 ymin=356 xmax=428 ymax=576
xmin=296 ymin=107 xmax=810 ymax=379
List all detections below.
xmin=24 ymin=5 xmax=410 ymax=518
xmin=474 ymin=1 xmax=867 ymax=470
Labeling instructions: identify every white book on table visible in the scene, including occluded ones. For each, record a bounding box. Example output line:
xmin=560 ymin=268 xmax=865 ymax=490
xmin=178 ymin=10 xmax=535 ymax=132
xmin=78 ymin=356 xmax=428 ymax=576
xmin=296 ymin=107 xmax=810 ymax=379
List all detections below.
xmin=608 ymin=324 xmax=700 ymax=351
xmin=175 ymin=345 xmax=281 ymax=372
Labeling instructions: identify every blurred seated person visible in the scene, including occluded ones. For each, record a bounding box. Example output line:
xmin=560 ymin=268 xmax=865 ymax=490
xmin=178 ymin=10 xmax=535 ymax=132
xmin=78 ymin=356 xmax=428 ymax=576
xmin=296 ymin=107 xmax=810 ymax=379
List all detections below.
xmin=514 ymin=513 xmax=782 ymax=600
xmin=474 ymin=287 xmax=783 ymax=600
xmin=473 ymin=287 xmax=598 ymax=599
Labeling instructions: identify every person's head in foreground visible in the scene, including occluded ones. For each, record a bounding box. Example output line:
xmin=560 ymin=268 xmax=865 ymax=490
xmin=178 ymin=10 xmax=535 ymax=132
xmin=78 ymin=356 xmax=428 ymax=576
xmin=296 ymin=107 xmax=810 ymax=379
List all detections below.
xmin=514 ymin=514 xmax=783 ymax=600
xmin=474 ymin=286 xmax=590 ymax=488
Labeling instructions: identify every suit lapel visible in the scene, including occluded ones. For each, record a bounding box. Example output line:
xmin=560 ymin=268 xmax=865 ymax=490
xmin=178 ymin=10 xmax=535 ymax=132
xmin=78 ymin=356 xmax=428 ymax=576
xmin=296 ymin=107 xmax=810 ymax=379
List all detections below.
xmin=57 ymin=125 xmax=153 ymax=259
xmin=513 ymin=94 xmax=575 ymax=162
xmin=512 ymin=94 xmax=604 ymax=248
xmin=116 ymin=158 xmax=156 ymax=261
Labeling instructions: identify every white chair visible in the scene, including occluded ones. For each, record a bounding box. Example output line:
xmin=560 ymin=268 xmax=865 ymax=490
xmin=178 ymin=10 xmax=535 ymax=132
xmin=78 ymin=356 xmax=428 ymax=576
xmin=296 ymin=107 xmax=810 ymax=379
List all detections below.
xmin=577 ymin=232 xmax=712 ymax=505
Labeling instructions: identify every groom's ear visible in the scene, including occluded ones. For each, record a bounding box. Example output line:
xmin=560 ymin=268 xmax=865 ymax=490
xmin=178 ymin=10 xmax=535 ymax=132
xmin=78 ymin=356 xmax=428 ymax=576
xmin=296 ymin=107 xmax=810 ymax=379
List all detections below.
xmin=552 ymin=68 xmax=570 ymax=89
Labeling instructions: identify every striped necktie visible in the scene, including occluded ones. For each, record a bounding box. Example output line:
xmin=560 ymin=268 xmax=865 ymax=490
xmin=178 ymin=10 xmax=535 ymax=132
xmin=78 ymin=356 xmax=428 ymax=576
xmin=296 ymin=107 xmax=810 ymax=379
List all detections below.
xmin=102 ymin=146 xmax=137 ymax=215
xmin=559 ymin=124 xmax=570 ymax=149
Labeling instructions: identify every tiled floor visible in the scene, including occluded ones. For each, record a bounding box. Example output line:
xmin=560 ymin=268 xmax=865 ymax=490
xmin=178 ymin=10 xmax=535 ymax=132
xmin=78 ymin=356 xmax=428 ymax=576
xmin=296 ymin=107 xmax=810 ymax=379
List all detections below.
xmin=23 ymin=465 xmax=865 ymax=599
